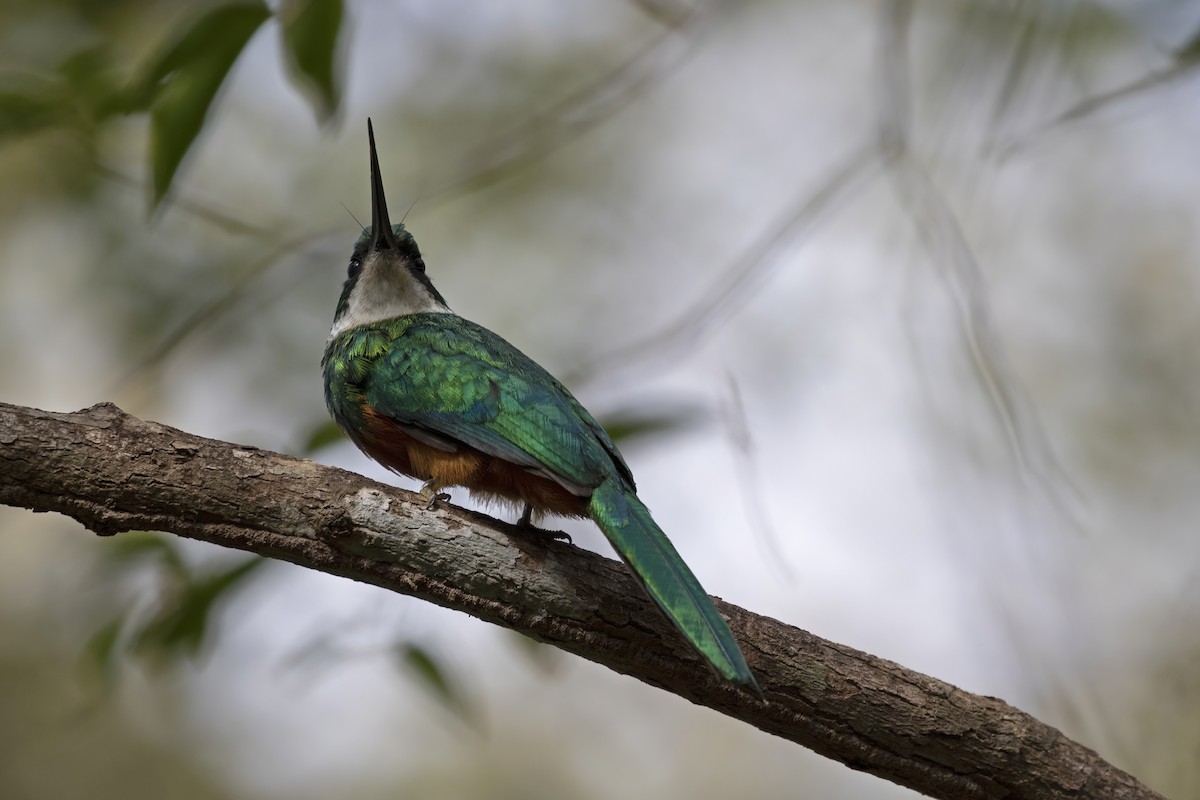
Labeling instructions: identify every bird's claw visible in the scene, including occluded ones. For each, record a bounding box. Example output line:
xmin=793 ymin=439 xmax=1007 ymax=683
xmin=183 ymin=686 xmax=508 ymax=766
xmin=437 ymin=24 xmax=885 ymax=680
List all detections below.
xmin=425 ymin=491 xmax=450 ymax=510
xmin=519 ymin=526 xmax=572 ymax=545
xmin=419 ymin=486 xmax=451 ymax=511
xmin=516 ymin=506 xmax=571 ymax=543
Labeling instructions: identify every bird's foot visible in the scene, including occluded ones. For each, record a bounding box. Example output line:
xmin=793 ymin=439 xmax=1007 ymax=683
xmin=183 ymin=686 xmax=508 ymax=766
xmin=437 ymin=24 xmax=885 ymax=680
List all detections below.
xmin=419 ymin=485 xmax=451 ymax=511
xmin=516 ymin=506 xmax=572 ymax=544
xmin=527 ymin=527 xmax=573 ymax=544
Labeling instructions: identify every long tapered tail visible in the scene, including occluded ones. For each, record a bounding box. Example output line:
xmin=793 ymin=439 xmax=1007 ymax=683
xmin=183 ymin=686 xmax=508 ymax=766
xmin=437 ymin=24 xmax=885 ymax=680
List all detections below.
xmin=589 ymin=479 xmax=761 ymax=695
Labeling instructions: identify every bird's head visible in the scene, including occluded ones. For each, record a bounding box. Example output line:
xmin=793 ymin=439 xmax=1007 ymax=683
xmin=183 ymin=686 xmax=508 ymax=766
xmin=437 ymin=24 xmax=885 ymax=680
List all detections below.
xmin=330 ymin=120 xmax=449 ymax=338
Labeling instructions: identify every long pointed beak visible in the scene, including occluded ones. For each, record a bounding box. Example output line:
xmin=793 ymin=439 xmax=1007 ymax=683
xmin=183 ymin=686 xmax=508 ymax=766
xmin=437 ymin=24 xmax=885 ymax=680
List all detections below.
xmin=367 ymin=119 xmax=400 ymax=251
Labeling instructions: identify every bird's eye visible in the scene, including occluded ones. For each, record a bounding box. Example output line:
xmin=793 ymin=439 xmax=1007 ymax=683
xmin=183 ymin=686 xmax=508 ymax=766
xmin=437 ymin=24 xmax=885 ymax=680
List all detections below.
xmin=395 ymin=237 xmax=425 ymax=273
xmin=347 ymin=257 xmax=363 ymax=278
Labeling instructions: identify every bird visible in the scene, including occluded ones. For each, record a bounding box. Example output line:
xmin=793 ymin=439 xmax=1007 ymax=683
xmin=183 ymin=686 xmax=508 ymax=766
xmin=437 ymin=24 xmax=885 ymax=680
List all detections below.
xmin=322 ymin=120 xmax=760 ymax=695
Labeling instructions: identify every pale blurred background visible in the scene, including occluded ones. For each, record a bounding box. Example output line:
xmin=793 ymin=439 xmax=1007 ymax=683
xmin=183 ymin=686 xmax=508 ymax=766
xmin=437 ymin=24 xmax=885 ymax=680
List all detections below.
xmin=1 ymin=0 xmax=1198 ymax=797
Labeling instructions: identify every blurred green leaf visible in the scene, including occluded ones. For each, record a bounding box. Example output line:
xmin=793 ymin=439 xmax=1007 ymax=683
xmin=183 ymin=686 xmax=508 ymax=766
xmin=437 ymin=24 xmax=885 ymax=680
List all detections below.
xmin=278 ymin=631 xmax=344 ymax=675
xmin=133 ymin=2 xmax=272 ymax=108
xmin=136 ymin=1 xmax=272 ymax=207
xmin=1176 ymin=27 xmax=1200 ymax=63
xmin=0 ymin=79 xmax=65 ymax=140
xmin=57 ymin=45 xmax=124 ymax=123
xmin=281 ymin=0 xmax=343 ymax=122
xmin=0 ymin=48 xmax=125 ymax=145
xmin=300 ymin=419 xmax=344 ymax=455
xmin=103 ymin=531 xmax=189 ymax=580
xmin=507 ymin=630 xmax=563 ymax=676
xmin=597 ymin=402 xmax=705 ymax=446
xmin=80 ymin=618 xmax=125 ymax=690
xmin=395 ymin=643 xmax=476 ymax=725
xmin=134 ymin=557 xmax=264 ymax=661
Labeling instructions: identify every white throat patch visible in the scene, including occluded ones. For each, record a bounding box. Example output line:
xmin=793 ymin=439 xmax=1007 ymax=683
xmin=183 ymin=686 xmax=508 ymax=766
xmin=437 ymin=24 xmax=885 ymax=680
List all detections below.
xmin=329 ymin=250 xmax=452 ymax=338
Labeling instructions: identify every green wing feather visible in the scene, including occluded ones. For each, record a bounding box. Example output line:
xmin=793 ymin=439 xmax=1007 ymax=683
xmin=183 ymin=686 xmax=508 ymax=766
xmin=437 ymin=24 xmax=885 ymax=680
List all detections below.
xmin=329 ymin=314 xmax=757 ymax=691
xmin=359 ymin=314 xmax=629 ymax=491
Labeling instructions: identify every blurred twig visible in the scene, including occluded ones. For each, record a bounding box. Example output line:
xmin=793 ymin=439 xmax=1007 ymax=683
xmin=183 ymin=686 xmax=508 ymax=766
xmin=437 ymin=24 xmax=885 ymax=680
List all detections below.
xmin=624 ymin=0 xmax=694 ymax=30
xmin=876 ymin=0 xmax=1081 ymax=514
xmin=96 ymin=162 xmax=276 ymax=237
xmin=110 ymin=229 xmax=336 ymax=392
xmin=563 ymin=144 xmax=881 ymax=387
xmin=721 ymin=374 xmax=795 ymax=583
xmin=427 ymin=6 xmax=704 ymax=204
xmin=997 ymin=46 xmax=1200 ymax=159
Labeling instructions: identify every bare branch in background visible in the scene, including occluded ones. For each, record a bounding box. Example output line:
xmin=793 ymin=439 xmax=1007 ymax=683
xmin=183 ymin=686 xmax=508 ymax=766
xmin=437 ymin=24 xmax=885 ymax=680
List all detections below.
xmin=96 ymin=163 xmax=277 ymax=237
xmin=875 ymin=0 xmax=1081 ymax=516
xmin=721 ymin=374 xmax=795 ymax=583
xmin=111 ymin=230 xmax=337 ymax=392
xmin=564 ymin=145 xmax=881 ymax=387
xmin=997 ymin=48 xmax=1200 ymax=159
xmin=426 ymin=8 xmax=703 ymax=204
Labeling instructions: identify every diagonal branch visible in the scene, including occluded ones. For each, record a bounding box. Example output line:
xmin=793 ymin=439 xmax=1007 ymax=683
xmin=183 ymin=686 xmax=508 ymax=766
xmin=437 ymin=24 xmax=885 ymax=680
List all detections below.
xmin=0 ymin=401 xmax=1161 ymax=800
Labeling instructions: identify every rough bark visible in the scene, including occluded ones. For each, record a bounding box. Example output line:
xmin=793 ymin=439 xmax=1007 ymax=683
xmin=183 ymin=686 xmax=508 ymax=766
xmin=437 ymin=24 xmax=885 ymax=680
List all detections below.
xmin=0 ymin=401 xmax=1163 ymax=800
